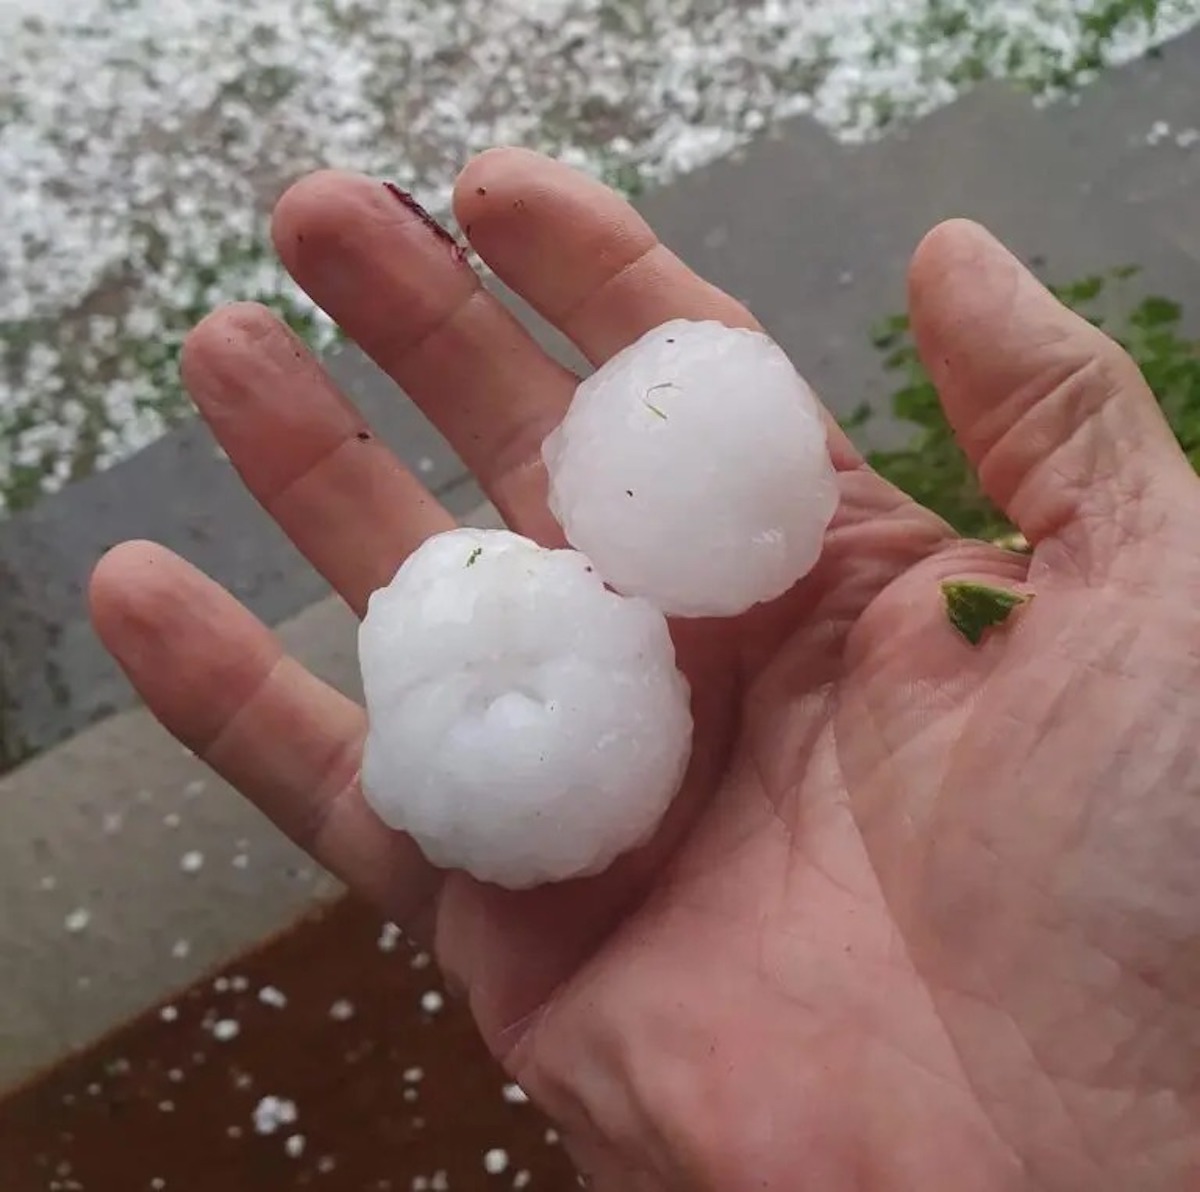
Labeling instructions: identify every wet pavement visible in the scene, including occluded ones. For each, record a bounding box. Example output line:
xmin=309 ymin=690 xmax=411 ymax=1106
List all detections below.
xmin=0 ymin=896 xmax=578 ymax=1191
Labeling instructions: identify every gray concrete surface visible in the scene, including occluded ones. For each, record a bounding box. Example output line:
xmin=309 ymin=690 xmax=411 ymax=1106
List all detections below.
xmin=2 ymin=26 xmax=1200 ymax=1089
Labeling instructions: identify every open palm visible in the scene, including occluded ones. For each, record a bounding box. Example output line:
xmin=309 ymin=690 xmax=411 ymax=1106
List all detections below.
xmin=91 ymin=150 xmax=1200 ymax=1190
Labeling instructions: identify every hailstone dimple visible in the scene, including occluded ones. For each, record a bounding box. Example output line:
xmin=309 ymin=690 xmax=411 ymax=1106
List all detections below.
xmin=542 ymin=319 xmax=839 ymax=617
xmin=359 ymin=528 xmax=693 ymax=889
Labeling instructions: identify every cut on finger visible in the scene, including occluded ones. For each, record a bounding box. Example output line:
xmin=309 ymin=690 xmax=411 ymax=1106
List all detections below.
xmin=272 ymin=170 xmax=575 ymax=539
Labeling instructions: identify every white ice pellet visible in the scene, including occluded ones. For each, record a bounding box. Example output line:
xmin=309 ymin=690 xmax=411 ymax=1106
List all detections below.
xmin=180 ymin=850 xmax=204 ymax=874
xmin=543 ymin=320 xmax=839 ymax=617
xmin=259 ymin=986 xmax=288 ymax=1009
xmin=64 ymin=908 xmax=91 ymax=934
xmin=212 ymin=1019 xmax=240 ymax=1042
xmin=483 ymin=1148 xmax=509 ymax=1175
xmin=329 ymin=999 xmax=355 ymax=1022
xmin=253 ymin=1096 xmax=298 ymax=1135
xmin=359 ymin=528 xmax=693 ymax=889
xmin=420 ymin=991 xmax=444 ymax=1016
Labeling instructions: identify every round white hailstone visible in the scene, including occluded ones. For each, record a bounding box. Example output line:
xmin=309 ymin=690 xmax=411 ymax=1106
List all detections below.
xmin=359 ymin=528 xmax=692 ymax=889
xmin=542 ymin=319 xmax=839 ymax=617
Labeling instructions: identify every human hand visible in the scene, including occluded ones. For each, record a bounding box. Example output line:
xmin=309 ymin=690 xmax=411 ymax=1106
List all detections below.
xmin=90 ymin=149 xmax=1200 ymax=1190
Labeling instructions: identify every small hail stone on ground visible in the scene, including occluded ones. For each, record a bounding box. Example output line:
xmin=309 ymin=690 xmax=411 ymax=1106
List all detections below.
xmin=159 ymin=1005 xmax=179 ymax=1023
xmin=102 ymin=812 xmax=124 ymax=835
xmin=171 ymin=939 xmax=191 ymax=959
xmin=158 ymin=1100 xmax=175 ymax=1113
xmin=544 ymin=1128 xmax=560 ymax=1145
xmin=410 ymin=951 xmax=431 ymax=970
xmin=184 ymin=780 xmax=206 ymax=798
xmin=214 ymin=976 xmax=230 ymax=993
xmin=259 ymin=985 xmax=288 ymax=1008
xmin=180 ymin=850 xmax=205 ymax=874
xmin=1148 ymin=118 xmax=1173 ymax=143
xmin=64 ymin=908 xmax=91 ymax=934
xmin=403 ymin=1087 xmax=419 ymax=1103
xmin=284 ymin=1134 xmax=306 ymax=1159
xmin=403 ymin=1067 xmax=424 ymax=1083
xmin=328 ymin=999 xmax=355 ymax=1022
xmin=513 ymin=1173 xmax=532 ymax=1190
xmin=231 ymin=975 xmax=249 ymax=992
xmin=484 ymin=1148 xmax=510 ymax=1175
xmin=378 ymin=922 xmax=402 ymax=952
xmin=420 ymin=991 xmax=444 ymax=1015
xmin=163 ymin=813 xmax=181 ymax=829
xmin=212 ymin=1019 xmax=240 ymax=1042
xmin=502 ymin=1083 xmax=529 ymax=1104
xmin=317 ymin=1156 xmax=337 ymax=1174
xmin=253 ymin=1095 xmax=298 ymax=1136
xmin=168 ymin=1068 xmax=184 ymax=1083
xmin=151 ymin=1180 xmax=166 ymax=1191
xmin=232 ymin=853 xmax=250 ymax=869
xmin=39 ymin=874 xmax=57 ymax=891
xmin=417 ymin=457 xmax=436 ymax=474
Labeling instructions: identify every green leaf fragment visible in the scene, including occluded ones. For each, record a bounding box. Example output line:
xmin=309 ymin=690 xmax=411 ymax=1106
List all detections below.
xmin=941 ymin=581 xmax=1031 ymax=645
xmin=466 ymin=547 xmax=483 ymax=568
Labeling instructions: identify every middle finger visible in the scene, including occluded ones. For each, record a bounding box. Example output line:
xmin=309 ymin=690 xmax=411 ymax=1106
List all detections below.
xmin=272 ymin=169 xmax=577 ymax=538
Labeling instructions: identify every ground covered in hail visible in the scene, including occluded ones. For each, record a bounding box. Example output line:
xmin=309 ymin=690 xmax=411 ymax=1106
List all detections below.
xmin=2 ymin=0 xmax=1199 ymax=512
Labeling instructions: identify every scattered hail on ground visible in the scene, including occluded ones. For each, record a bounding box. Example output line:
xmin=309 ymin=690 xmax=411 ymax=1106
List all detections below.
xmin=1 ymin=0 xmax=1199 ymax=512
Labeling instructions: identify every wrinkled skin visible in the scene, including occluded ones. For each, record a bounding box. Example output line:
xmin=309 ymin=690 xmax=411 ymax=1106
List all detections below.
xmin=90 ymin=150 xmax=1200 ymax=1190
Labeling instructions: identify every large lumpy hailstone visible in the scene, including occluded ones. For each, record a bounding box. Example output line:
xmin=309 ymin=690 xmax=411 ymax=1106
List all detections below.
xmin=543 ymin=319 xmax=839 ymax=617
xmin=359 ymin=529 xmax=693 ymax=889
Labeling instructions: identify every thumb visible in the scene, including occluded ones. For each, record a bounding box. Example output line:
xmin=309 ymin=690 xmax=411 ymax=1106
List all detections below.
xmin=907 ymin=219 xmax=1192 ymax=578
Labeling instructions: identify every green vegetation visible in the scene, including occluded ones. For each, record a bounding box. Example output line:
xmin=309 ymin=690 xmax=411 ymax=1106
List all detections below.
xmin=852 ymin=265 xmax=1200 ymax=542
xmin=942 ymin=580 xmax=1032 ymax=644
xmin=864 ymin=0 xmax=1176 ymax=129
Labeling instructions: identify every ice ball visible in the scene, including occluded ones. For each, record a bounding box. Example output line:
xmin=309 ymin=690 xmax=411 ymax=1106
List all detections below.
xmin=543 ymin=319 xmax=839 ymax=617
xmin=359 ymin=528 xmax=693 ymax=889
